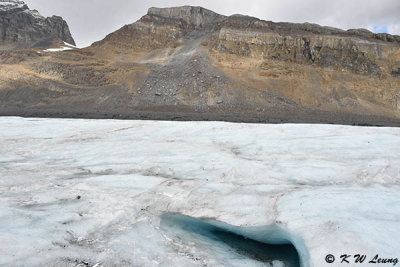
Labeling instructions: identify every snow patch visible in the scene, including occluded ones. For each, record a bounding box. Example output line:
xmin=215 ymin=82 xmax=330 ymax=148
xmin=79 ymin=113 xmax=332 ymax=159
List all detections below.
xmin=43 ymin=46 xmax=75 ymax=52
xmin=43 ymin=42 xmax=78 ymax=52
xmin=63 ymin=41 xmax=77 ymax=48
xmin=22 ymin=8 xmax=43 ymax=19
xmin=0 ymin=0 xmax=25 ymax=11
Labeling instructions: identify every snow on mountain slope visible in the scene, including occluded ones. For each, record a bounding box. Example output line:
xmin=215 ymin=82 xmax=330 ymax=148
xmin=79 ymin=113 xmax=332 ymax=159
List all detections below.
xmin=0 ymin=0 xmax=42 ymax=19
xmin=0 ymin=0 xmax=25 ymax=12
xmin=0 ymin=117 xmax=399 ymax=266
xmin=43 ymin=42 xmax=77 ymax=52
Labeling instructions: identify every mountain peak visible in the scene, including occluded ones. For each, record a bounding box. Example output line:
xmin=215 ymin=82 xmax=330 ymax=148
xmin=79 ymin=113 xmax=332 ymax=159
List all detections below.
xmin=0 ymin=0 xmax=27 ymax=12
xmin=0 ymin=0 xmax=75 ymax=48
xmin=147 ymin=6 xmax=225 ymax=27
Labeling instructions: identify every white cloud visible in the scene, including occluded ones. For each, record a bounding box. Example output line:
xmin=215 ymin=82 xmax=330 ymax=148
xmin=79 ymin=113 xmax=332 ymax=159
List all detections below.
xmin=24 ymin=0 xmax=400 ymax=47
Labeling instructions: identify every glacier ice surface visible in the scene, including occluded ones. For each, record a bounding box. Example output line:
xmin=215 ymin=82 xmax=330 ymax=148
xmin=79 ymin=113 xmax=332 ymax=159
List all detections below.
xmin=0 ymin=117 xmax=399 ymax=266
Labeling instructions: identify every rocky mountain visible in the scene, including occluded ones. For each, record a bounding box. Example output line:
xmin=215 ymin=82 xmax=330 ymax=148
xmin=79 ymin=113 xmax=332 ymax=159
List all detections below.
xmin=0 ymin=0 xmax=75 ymax=49
xmin=0 ymin=6 xmax=399 ymax=126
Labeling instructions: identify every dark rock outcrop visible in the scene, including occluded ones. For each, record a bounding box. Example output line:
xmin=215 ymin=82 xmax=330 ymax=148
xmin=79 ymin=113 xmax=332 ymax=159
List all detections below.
xmin=392 ymin=68 xmax=400 ymax=77
xmin=0 ymin=0 xmax=75 ymax=49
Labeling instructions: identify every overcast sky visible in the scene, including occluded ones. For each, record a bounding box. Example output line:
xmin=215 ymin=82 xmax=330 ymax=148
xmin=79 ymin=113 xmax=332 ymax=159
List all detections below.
xmin=25 ymin=0 xmax=400 ymax=48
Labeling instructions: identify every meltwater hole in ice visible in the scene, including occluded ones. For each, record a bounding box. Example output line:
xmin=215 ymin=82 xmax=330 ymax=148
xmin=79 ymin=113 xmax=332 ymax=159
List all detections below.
xmin=161 ymin=214 xmax=301 ymax=267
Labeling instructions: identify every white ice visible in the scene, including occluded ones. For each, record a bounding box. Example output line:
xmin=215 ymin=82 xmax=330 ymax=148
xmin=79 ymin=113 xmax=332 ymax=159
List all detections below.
xmin=0 ymin=117 xmax=399 ymax=266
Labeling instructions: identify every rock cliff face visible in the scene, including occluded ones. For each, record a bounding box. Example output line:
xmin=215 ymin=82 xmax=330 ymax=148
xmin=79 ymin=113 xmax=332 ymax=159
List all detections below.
xmin=0 ymin=6 xmax=399 ymax=126
xmin=92 ymin=6 xmax=225 ymax=50
xmin=148 ymin=6 xmax=225 ymax=28
xmin=209 ymin=15 xmax=399 ymax=77
xmin=0 ymin=0 xmax=75 ymax=49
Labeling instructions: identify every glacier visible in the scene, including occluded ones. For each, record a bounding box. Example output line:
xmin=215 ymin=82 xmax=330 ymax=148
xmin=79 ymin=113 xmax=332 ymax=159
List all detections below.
xmin=0 ymin=117 xmax=399 ymax=266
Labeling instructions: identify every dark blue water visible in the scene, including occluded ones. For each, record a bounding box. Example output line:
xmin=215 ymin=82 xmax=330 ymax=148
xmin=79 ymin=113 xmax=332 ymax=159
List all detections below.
xmin=161 ymin=214 xmax=300 ymax=267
